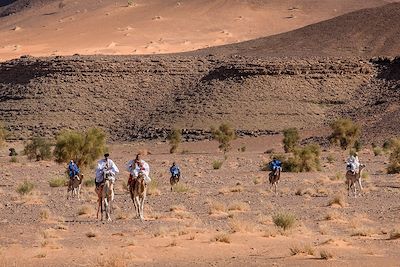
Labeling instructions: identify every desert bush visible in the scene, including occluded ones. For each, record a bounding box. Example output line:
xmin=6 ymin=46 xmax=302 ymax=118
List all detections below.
xmin=387 ymin=139 xmax=400 ymax=174
xmin=127 ymin=0 xmax=134 ymax=6
xmin=16 ymin=180 xmax=35 ymax=195
xmin=326 ymin=154 xmax=335 ymax=163
xmin=290 ymin=244 xmax=314 ymax=256
xmin=208 ymin=200 xmax=226 ymax=214
xmin=49 ymin=177 xmax=67 ymax=187
xmin=353 ymin=140 xmax=362 ymax=152
xmin=53 ymin=128 xmax=106 ymax=168
xmin=239 ymin=146 xmax=246 ymax=152
xmin=284 ymin=144 xmax=321 ymax=172
xmin=213 ymin=160 xmax=223 ymax=169
xmin=39 ymin=209 xmax=51 ymax=220
xmin=24 ymin=137 xmax=52 ymax=161
xmin=383 ymin=138 xmax=396 ymax=152
xmin=283 ymin=128 xmax=299 ymax=153
xmin=10 ymin=156 xmax=18 ymax=163
xmin=172 ymin=183 xmax=190 ymax=193
xmin=168 ymin=128 xmax=181 ymax=154
xmin=272 ymin=212 xmax=296 ymax=231
xmin=329 ymin=118 xmax=361 ymax=150
xmin=211 ymin=123 xmax=236 ymax=153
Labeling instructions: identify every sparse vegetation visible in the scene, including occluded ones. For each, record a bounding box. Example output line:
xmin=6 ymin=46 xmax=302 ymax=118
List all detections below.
xmin=53 ymin=128 xmax=106 ymax=168
xmin=168 ymin=128 xmax=181 ymax=153
xmin=283 ymin=144 xmax=321 ymax=172
xmin=24 ymin=137 xmax=52 ymax=161
xmin=283 ymin=128 xmax=299 ymax=152
xmin=86 ymin=231 xmax=97 ymax=238
xmin=208 ymin=200 xmax=226 ymax=214
xmin=227 ymin=201 xmax=250 ymax=211
xmin=211 ymin=123 xmax=236 ymax=153
xmin=213 ymin=160 xmax=223 ymax=169
xmin=16 ymin=180 xmax=35 ymax=195
xmin=326 ymin=154 xmax=335 ymax=163
xmin=373 ymin=146 xmax=383 ymax=156
xmin=78 ymin=205 xmax=91 ymax=215
xmin=39 ymin=209 xmax=51 ymax=220
xmin=147 ymin=177 xmax=160 ymax=196
xmin=239 ymin=146 xmax=246 ymax=152
xmin=290 ymin=244 xmax=314 ymax=256
xmin=10 ymin=156 xmax=18 ymax=163
xmin=272 ymin=212 xmax=296 ymax=231
xmin=329 ymin=118 xmax=361 ymax=150
xmin=172 ymin=183 xmax=190 ymax=193
xmin=49 ymin=177 xmax=67 ymax=187
xmin=0 ymin=121 xmax=8 ymax=147
xmin=84 ymin=179 xmax=95 ymax=187
xmin=127 ymin=0 xmax=134 ymax=7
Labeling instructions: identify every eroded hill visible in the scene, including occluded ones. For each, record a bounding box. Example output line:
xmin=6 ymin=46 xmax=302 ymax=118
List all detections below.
xmin=1 ymin=55 xmax=399 ymax=141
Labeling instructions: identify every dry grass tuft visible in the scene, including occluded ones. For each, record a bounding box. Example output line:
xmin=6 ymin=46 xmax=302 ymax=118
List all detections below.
xmin=97 ymin=254 xmax=128 ymax=267
xmin=86 ymin=231 xmax=97 ymax=238
xmin=39 ymin=208 xmax=51 ymax=220
xmin=78 ymin=205 xmax=92 ymax=215
xmin=228 ymin=218 xmax=256 ymax=233
xmin=172 ymin=183 xmax=191 ymax=193
xmin=328 ymin=195 xmax=346 ymax=207
xmin=170 ymin=204 xmax=186 ymax=212
xmin=208 ymin=200 xmax=227 ymax=214
xmin=229 ymin=185 xmax=244 ymax=193
xmin=289 ymin=244 xmax=315 ymax=256
xmin=211 ymin=233 xmax=231 ymax=243
xmin=389 ymin=228 xmax=400 ymax=240
xmin=153 ymin=226 xmax=169 ymax=237
xmin=273 ymin=212 xmax=297 ymax=231
xmin=227 ymin=201 xmax=250 ymax=211
xmin=168 ymin=240 xmax=178 ymax=247
xmin=253 ymin=176 xmax=263 ymax=185
xmin=147 ymin=178 xmax=161 ymax=196
xmin=324 ymin=211 xmax=341 ymax=221
xmin=319 ymin=249 xmax=333 ymax=260
xmin=351 ymin=227 xmax=374 ymax=237
xmin=16 ymin=180 xmax=35 ymax=195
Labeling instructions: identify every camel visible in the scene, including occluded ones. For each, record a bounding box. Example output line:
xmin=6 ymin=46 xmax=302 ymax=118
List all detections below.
xmin=129 ymin=172 xmax=147 ymax=221
xmin=96 ymin=177 xmax=114 ymax=221
xmin=269 ymin=168 xmax=281 ymax=195
xmin=67 ymin=174 xmax=83 ymax=200
xmin=170 ymin=174 xmax=180 ymax=191
xmin=346 ymin=164 xmax=366 ymax=197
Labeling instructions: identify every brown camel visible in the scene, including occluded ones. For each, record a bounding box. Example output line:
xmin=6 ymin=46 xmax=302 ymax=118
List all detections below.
xmin=67 ymin=174 xmax=83 ymax=200
xmin=269 ymin=168 xmax=281 ymax=195
xmin=346 ymin=164 xmax=366 ymax=197
xmin=129 ymin=172 xmax=147 ymax=221
xmin=96 ymin=177 xmax=114 ymax=221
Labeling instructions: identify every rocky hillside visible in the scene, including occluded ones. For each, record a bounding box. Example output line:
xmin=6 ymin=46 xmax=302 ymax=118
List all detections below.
xmin=1 ymin=54 xmax=399 ymax=141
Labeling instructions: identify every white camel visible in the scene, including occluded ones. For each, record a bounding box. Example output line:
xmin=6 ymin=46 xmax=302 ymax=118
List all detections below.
xmin=346 ymin=164 xmax=366 ymax=197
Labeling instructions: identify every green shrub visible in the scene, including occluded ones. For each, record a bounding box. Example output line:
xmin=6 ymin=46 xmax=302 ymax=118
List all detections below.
xmin=272 ymin=212 xmax=296 ymax=231
xmin=17 ymin=180 xmax=35 ymax=195
xmin=167 ymin=128 xmax=181 ymax=154
xmin=211 ymin=123 xmax=236 ymax=153
xmin=283 ymin=144 xmax=321 ymax=172
xmin=329 ymin=118 xmax=361 ymax=150
xmin=23 ymin=137 xmax=52 ymax=161
xmin=387 ymin=139 xmax=400 ymax=174
xmin=49 ymin=177 xmax=68 ymax=187
xmin=10 ymin=156 xmax=18 ymax=163
xmin=53 ymin=128 xmax=106 ymax=168
xmin=213 ymin=160 xmax=223 ymax=170
xmin=283 ymin=128 xmax=299 ymax=153
xmin=373 ymin=146 xmax=383 ymax=156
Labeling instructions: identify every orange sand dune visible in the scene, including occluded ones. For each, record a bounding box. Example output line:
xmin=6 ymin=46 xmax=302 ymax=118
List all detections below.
xmin=0 ymin=0 xmax=398 ymax=60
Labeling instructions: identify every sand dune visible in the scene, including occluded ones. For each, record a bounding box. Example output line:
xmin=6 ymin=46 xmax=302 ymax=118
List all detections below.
xmin=0 ymin=0 xmax=397 ymax=60
xmin=193 ymin=2 xmax=400 ymax=57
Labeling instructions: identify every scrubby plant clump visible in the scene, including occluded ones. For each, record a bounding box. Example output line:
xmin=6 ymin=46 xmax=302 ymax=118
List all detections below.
xmin=329 ymin=118 xmax=361 ymax=150
xmin=283 ymin=128 xmax=299 ymax=153
xmin=211 ymin=123 xmax=236 ymax=153
xmin=24 ymin=137 xmax=52 ymax=161
xmin=273 ymin=212 xmax=297 ymax=231
xmin=167 ymin=128 xmax=181 ymax=154
xmin=284 ymin=144 xmax=321 ymax=172
xmin=0 ymin=121 xmax=8 ymax=147
xmin=53 ymin=128 xmax=106 ymax=168
xmin=387 ymin=138 xmax=400 ymax=174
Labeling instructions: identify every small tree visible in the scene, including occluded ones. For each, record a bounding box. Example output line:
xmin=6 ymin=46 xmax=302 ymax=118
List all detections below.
xmin=211 ymin=123 xmax=236 ymax=153
xmin=167 ymin=128 xmax=182 ymax=154
xmin=388 ymin=139 xmax=400 ymax=174
xmin=283 ymin=128 xmax=299 ymax=153
xmin=23 ymin=137 xmax=52 ymax=161
xmin=53 ymin=128 xmax=106 ymax=168
xmin=329 ymin=118 xmax=361 ymax=150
